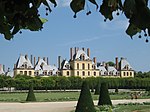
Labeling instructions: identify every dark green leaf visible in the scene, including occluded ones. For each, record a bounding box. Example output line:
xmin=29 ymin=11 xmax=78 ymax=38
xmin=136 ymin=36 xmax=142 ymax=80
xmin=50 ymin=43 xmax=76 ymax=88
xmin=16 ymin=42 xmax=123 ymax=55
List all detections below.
xmin=12 ymin=24 xmax=20 ymax=35
xmin=148 ymin=28 xmax=150 ymax=36
xmin=126 ymin=23 xmax=141 ymax=38
xmin=100 ymin=0 xmax=113 ymax=20
xmin=26 ymin=17 xmax=43 ymax=31
xmin=70 ymin=0 xmax=85 ymax=17
xmin=123 ymin=0 xmax=136 ymax=18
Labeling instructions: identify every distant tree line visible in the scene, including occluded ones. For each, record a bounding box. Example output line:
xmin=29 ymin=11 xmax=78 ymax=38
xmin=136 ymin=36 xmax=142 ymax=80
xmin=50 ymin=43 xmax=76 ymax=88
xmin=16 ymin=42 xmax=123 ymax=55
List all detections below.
xmin=0 ymin=73 xmax=150 ymax=91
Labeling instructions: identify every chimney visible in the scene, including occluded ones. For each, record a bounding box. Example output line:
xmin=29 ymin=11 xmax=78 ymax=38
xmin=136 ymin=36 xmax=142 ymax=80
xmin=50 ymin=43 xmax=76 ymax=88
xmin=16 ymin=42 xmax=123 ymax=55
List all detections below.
xmin=77 ymin=47 xmax=79 ymax=52
xmin=93 ymin=57 xmax=96 ymax=64
xmin=58 ymin=56 xmax=61 ymax=69
xmin=87 ymin=48 xmax=90 ymax=57
xmin=31 ymin=55 xmax=33 ymax=65
xmin=25 ymin=54 xmax=28 ymax=59
xmin=38 ymin=57 xmax=40 ymax=62
xmin=82 ymin=47 xmax=85 ymax=51
xmin=70 ymin=48 xmax=73 ymax=60
xmin=0 ymin=64 xmax=2 ymax=71
xmin=74 ymin=47 xmax=76 ymax=54
xmin=115 ymin=57 xmax=119 ymax=70
xmin=43 ymin=57 xmax=46 ymax=61
xmin=3 ymin=65 xmax=5 ymax=72
xmin=34 ymin=57 xmax=36 ymax=66
xmin=14 ymin=64 xmax=16 ymax=69
xmin=47 ymin=57 xmax=49 ymax=65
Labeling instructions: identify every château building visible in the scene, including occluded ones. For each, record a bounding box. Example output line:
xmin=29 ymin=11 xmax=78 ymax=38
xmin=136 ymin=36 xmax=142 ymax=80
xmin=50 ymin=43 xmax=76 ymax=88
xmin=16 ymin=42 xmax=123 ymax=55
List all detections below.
xmin=13 ymin=54 xmax=58 ymax=77
xmin=13 ymin=47 xmax=134 ymax=78
xmin=58 ymin=47 xmax=99 ymax=78
xmin=58 ymin=47 xmax=134 ymax=78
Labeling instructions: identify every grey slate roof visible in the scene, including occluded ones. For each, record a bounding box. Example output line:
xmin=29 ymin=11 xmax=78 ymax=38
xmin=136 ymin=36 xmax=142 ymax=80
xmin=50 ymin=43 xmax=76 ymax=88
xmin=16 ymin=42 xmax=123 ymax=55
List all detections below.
xmin=35 ymin=58 xmax=58 ymax=75
xmin=16 ymin=55 xmax=33 ymax=68
xmin=120 ymin=58 xmax=133 ymax=70
xmin=73 ymin=50 xmax=90 ymax=60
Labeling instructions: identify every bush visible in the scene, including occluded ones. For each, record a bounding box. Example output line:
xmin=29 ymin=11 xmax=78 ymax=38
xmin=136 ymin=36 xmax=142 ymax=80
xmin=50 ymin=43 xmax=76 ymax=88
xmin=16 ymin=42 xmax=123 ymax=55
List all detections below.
xmin=26 ymin=84 xmax=36 ymax=101
xmin=75 ymin=81 xmax=96 ymax=112
xmin=94 ymin=82 xmax=100 ymax=95
xmin=98 ymin=82 xmax=112 ymax=105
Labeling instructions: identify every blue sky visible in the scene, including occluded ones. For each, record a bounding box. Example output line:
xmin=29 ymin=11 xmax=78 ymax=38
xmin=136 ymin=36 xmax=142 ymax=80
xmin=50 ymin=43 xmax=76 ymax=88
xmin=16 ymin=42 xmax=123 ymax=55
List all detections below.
xmin=0 ymin=1 xmax=150 ymax=72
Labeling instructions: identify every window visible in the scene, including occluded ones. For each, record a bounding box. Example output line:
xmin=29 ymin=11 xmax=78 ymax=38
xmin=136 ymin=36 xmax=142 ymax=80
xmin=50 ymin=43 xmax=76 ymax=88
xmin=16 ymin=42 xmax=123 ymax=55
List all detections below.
xmin=94 ymin=72 xmax=96 ymax=76
xmin=124 ymin=72 xmax=126 ymax=76
xmin=88 ymin=64 xmax=90 ymax=70
xmin=99 ymin=72 xmax=101 ymax=76
xmin=24 ymin=71 xmax=27 ymax=75
xmin=20 ymin=71 xmax=23 ymax=74
xmin=82 ymin=71 xmax=85 ymax=76
xmin=127 ymin=72 xmax=129 ymax=76
xmin=83 ymin=55 xmax=85 ymax=60
xmin=77 ymin=63 xmax=79 ymax=69
xmin=130 ymin=72 xmax=132 ymax=76
xmin=29 ymin=71 xmax=32 ymax=76
xmin=67 ymin=71 xmax=69 ymax=76
xmin=77 ymin=71 xmax=79 ymax=76
xmin=45 ymin=72 xmax=47 ymax=75
xmin=82 ymin=63 xmax=85 ymax=69
xmin=88 ymin=71 xmax=90 ymax=76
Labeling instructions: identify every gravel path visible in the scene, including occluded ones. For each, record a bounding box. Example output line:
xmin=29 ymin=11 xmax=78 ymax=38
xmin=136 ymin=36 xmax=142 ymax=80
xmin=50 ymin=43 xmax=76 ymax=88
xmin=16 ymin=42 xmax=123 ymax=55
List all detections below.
xmin=0 ymin=99 xmax=150 ymax=112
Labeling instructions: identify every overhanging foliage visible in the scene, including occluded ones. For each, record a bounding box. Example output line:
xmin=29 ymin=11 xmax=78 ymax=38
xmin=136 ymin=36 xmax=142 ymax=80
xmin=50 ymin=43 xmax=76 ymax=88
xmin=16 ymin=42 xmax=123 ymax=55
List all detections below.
xmin=0 ymin=0 xmax=150 ymax=42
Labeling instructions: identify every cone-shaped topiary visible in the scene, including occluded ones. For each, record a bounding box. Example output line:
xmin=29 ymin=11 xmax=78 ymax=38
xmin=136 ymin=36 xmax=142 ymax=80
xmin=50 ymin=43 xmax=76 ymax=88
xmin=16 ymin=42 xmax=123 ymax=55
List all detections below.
xmin=98 ymin=82 xmax=112 ymax=105
xmin=94 ymin=82 xmax=100 ymax=95
xmin=26 ymin=84 xmax=36 ymax=102
xmin=75 ymin=80 xmax=96 ymax=112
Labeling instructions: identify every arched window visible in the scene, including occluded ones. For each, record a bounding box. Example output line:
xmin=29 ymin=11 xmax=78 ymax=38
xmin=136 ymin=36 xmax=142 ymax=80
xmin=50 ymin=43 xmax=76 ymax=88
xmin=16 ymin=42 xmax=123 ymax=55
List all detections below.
xmin=94 ymin=72 xmax=96 ymax=76
xmin=82 ymin=71 xmax=85 ymax=76
xmin=88 ymin=71 xmax=90 ymax=76
xmin=88 ymin=64 xmax=90 ymax=70
xmin=130 ymin=72 xmax=132 ymax=76
xmin=77 ymin=63 xmax=79 ymax=69
xmin=77 ymin=71 xmax=79 ymax=76
xmin=82 ymin=63 xmax=85 ymax=69
xmin=67 ymin=71 xmax=69 ymax=76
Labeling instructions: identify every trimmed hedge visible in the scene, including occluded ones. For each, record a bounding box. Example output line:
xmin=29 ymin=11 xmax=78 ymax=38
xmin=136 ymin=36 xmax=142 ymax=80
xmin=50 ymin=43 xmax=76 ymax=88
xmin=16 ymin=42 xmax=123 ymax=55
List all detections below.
xmin=26 ymin=84 xmax=36 ymax=101
xmin=75 ymin=81 xmax=96 ymax=112
xmin=98 ymin=82 xmax=112 ymax=105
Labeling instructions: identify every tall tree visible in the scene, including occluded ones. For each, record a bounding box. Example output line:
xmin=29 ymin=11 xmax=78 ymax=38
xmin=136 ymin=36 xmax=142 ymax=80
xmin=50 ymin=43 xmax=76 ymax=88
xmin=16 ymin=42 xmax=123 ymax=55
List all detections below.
xmin=75 ymin=80 xmax=96 ymax=112
xmin=98 ymin=82 xmax=112 ymax=105
xmin=26 ymin=84 xmax=36 ymax=102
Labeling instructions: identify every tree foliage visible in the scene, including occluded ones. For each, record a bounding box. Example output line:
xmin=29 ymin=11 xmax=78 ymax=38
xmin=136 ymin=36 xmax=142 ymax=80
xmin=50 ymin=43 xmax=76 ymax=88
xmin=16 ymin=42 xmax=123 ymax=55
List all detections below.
xmin=0 ymin=0 xmax=150 ymax=42
xmin=26 ymin=83 xmax=36 ymax=102
xmin=98 ymin=82 xmax=112 ymax=105
xmin=75 ymin=80 xmax=96 ymax=112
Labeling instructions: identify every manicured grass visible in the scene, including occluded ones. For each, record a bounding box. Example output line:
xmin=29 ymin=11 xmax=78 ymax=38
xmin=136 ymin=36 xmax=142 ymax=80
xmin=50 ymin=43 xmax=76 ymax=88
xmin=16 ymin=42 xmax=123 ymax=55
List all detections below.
xmin=113 ymin=104 xmax=150 ymax=112
xmin=0 ymin=91 xmax=149 ymax=102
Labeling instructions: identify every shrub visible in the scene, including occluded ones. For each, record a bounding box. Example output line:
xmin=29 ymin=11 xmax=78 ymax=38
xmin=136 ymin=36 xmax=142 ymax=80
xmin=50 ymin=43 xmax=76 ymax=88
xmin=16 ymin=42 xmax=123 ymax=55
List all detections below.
xmin=98 ymin=82 xmax=112 ymax=105
xmin=94 ymin=82 xmax=100 ymax=95
xmin=75 ymin=81 xmax=96 ymax=112
xmin=26 ymin=84 xmax=36 ymax=101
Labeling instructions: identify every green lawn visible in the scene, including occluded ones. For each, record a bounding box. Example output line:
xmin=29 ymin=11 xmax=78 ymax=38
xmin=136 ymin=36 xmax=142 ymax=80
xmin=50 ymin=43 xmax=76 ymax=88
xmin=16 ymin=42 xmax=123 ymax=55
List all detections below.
xmin=0 ymin=91 xmax=149 ymax=102
xmin=113 ymin=104 xmax=150 ymax=112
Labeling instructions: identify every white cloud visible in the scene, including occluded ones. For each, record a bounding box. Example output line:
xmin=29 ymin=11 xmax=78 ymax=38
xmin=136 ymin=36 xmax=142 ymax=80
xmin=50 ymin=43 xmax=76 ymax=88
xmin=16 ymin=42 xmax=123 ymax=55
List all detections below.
xmin=57 ymin=0 xmax=71 ymax=7
xmin=58 ymin=36 xmax=101 ymax=46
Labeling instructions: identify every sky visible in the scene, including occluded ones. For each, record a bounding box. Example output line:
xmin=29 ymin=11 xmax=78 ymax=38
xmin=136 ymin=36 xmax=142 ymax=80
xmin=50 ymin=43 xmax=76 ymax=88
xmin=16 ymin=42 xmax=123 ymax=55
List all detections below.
xmin=0 ymin=0 xmax=150 ymax=72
